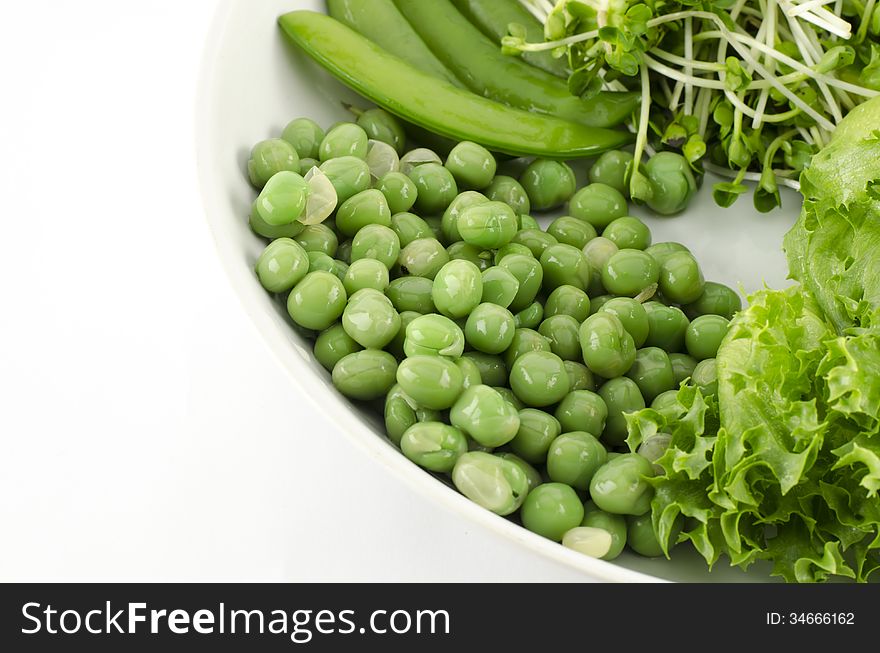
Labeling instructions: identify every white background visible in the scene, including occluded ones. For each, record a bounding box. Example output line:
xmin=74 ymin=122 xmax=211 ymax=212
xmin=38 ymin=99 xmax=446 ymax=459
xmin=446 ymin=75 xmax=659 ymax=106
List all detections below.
xmin=0 ymin=0 xmax=602 ymax=582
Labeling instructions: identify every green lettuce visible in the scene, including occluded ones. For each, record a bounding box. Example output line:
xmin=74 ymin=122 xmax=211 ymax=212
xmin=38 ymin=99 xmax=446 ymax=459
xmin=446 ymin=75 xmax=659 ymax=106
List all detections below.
xmin=628 ymin=97 xmax=880 ymax=582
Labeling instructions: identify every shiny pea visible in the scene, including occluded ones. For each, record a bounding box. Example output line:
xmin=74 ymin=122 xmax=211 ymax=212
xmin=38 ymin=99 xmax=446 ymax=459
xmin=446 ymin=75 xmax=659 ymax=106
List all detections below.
xmin=385 ymin=275 xmax=435 ymax=313
xmin=404 ymin=313 xmax=465 ymax=358
xmin=481 ymin=266 xmax=520 ymax=308
xmin=455 ymin=356 xmax=483 ymax=390
xmin=484 ymin=175 xmax=530 ymax=215
xmin=384 ymin=384 xmax=418 ymax=445
xmin=555 ymin=390 xmax=607 ymax=436
xmin=518 ymin=214 xmax=540 ymax=231
xmin=281 ymin=117 xmax=324 ymax=159
xmin=335 ymin=189 xmax=392 ymax=237
xmin=544 ymin=285 xmax=591 ymax=321
xmin=295 ymin=224 xmax=338 ymax=257
xmin=509 ymin=351 xmax=570 ymax=407
xmin=512 ymin=229 xmax=558 ymax=259
xmin=350 ymin=223 xmax=400 ymax=269
xmin=579 ymin=312 xmax=636 ymax=378
xmin=444 ymin=141 xmax=497 ymax=190
xmin=355 ymin=108 xmax=406 ymax=154
xmin=247 ymin=139 xmax=299 ymax=189
xmin=432 ymin=259 xmax=483 ymax=318
xmin=519 ymin=159 xmax=577 ymax=211
xmin=464 ymin=303 xmax=516 ymax=354
xmin=627 ymin=512 xmax=682 ymax=557
xmin=255 ymin=237 xmax=309 ymax=293
xmin=538 ymin=315 xmax=582 ymax=361
xmin=461 ymin=352 xmax=508 ymax=387
xmin=248 ymin=203 xmax=305 ymax=240
xmin=458 ymin=201 xmax=519 ymax=249
xmin=598 ymin=378 xmax=646 ymax=447
xmin=581 ymin=500 xmax=628 ymax=560
xmin=319 ymin=122 xmax=369 ymax=161
xmin=589 ymin=453 xmax=654 ymax=515
xmin=643 ymin=302 xmax=690 ymax=352
xmin=400 ymin=422 xmax=467 ymax=473
xmin=396 ymin=355 xmax=464 ymax=410
xmin=493 ymin=242 xmax=533 ymax=265
xmin=497 ymin=452 xmax=543 ymax=491
xmin=450 ymin=384 xmax=521 ymax=448
xmin=659 ymin=251 xmax=705 ymax=304
xmin=503 ymin=328 xmax=551 ymax=369
xmin=683 ymin=281 xmax=742 ymax=321
xmin=319 ymin=156 xmax=372 ymax=204
xmin=626 ymin=347 xmax=676 ymax=402
xmin=313 ymin=323 xmax=363 ymax=371
xmin=598 ymin=297 xmax=649 ymax=348
xmin=493 ymin=386 xmax=524 ymax=411
xmin=408 ymin=162 xmax=458 ymax=214
xmin=387 ymin=311 xmax=422 ymax=360
xmin=440 ymin=191 xmax=489 ymax=244
xmin=637 ymin=432 xmax=672 ymax=475
xmin=254 ymin=170 xmax=308 ymax=226
xmin=692 ymin=358 xmax=718 ymax=397
xmin=498 ymin=254 xmax=544 ymax=313
xmin=343 ymin=258 xmax=390 ymax=295
xmin=602 ymin=216 xmax=652 ymax=250
xmin=509 ymin=408 xmax=561 ymax=463
xmin=520 ymin=483 xmax=584 ymax=541
xmin=452 ymin=452 xmax=529 ymax=516
xmin=588 ymin=150 xmax=634 ymax=196
xmin=398 ymin=238 xmax=450 ymax=279
xmin=513 ymin=301 xmax=544 ymax=330
xmin=669 ymin=353 xmax=697 ymax=386
xmin=540 ymin=243 xmax=591 ymax=292
xmin=331 ymin=349 xmax=397 ymax=401
xmin=564 ymin=360 xmax=596 ymax=392
xmin=685 ymin=315 xmax=730 ymax=360
xmin=378 ymin=172 xmax=418 ymax=214
xmin=342 ymin=288 xmax=401 ymax=349
xmin=547 ymin=431 xmax=607 ymax=490
xmin=582 ymin=236 xmax=618 ymax=296
xmin=569 ymin=183 xmax=628 ymax=229
xmin=547 ymin=215 xmax=598 ymax=249
xmin=602 ymin=249 xmax=660 ymax=297
xmin=287 ymin=271 xmax=347 ymax=331
xmin=645 ymin=241 xmax=690 ymax=267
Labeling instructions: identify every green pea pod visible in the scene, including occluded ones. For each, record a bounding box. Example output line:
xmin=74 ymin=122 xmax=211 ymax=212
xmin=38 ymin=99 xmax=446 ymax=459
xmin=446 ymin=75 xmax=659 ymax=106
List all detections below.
xmin=449 ymin=0 xmax=570 ymax=79
xmin=326 ymin=0 xmax=462 ymax=88
xmin=393 ymin=0 xmax=638 ymax=128
xmin=279 ymin=12 xmax=633 ymax=158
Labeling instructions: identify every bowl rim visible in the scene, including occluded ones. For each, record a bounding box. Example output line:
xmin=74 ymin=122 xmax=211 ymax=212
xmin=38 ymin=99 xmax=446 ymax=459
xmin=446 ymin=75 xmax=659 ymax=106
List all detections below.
xmin=194 ymin=0 xmax=664 ymax=583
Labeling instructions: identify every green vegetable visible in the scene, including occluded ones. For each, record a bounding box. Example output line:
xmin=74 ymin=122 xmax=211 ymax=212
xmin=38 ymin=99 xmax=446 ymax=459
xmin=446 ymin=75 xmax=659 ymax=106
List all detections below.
xmin=445 ymin=140 xmax=497 ymax=190
xmin=332 ymin=349 xmax=398 ymax=400
xmin=400 ymin=422 xmax=468 ymax=472
xmin=287 ymin=271 xmax=347 ymax=331
xmin=450 ymin=384 xmax=521 ymax=447
xmin=255 ymin=237 xmax=309 ymax=293
xmin=279 ymin=11 xmax=633 ymax=158
xmin=521 ymin=483 xmax=585 ymax=541
xmin=452 ymin=451 xmax=529 ymax=515
xmin=281 ymin=117 xmax=324 ymax=159
xmin=247 ymin=139 xmax=300 ymax=189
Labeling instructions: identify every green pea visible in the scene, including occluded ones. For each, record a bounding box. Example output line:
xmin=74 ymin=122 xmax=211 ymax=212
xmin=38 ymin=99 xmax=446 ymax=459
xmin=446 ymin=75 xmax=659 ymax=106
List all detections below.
xmin=547 ymin=216 xmax=598 ymax=250
xmin=544 ymin=285 xmax=591 ymax=321
xmin=481 ymin=266 xmax=520 ymax=308
xmin=331 ymin=259 xmax=349 ymax=282
xmin=598 ymin=378 xmax=646 ymax=447
xmin=643 ymin=302 xmax=690 ymax=352
xmin=518 ymin=214 xmax=540 ymax=231
xmin=561 ymin=526 xmax=617 ymax=559
xmin=331 ymin=349 xmax=397 ymax=401
xmin=685 ymin=315 xmax=730 ymax=360
xmin=636 ymin=432 xmax=672 ymax=475
xmin=493 ymin=242 xmax=533 ymax=266
xmin=447 ymin=241 xmax=490 ymax=270
xmin=397 ymin=355 xmax=464 ymax=410
xmin=579 ymin=312 xmax=636 ymax=378
xmin=458 ymin=201 xmax=519 ymax=249
xmin=588 ymin=150 xmax=634 ymax=196
xmin=464 ymin=303 xmax=516 ymax=354
xmin=581 ymin=501 xmax=628 ymax=560
xmin=668 ymin=353 xmax=697 ymax=386
xmin=450 ymin=384 xmax=521 ymax=448
xmin=423 ymin=215 xmax=443 ymax=240
xmin=319 ymin=122 xmax=369 ymax=161
xmin=555 ymin=390 xmax=608 ymax=435
xmin=400 ymin=422 xmax=467 ymax=473
xmin=658 ymin=251 xmax=705 ymax=304
xmin=388 ymin=212 xmax=430 ymax=248
xmin=692 ymin=358 xmax=718 ymax=397
xmin=509 ymin=409 xmax=561 ymax=463
xmin=498 ymin=254 xmax=544 ymax=312
xmin=247 ymin=139 xmax=300 ymax=189
xmin=306 ymin=251 xmax=335 ymax=274
xmin=513 ymin=301 xmax=544 ymax=330
xmin=408 ymin=162 xmax=458 ymax=214
xmin=510 ymin=351 xmax=570 ymax=407
xmin=644 ymin=241 xmax=690 ymax=267
xmin=342 ymin=258 xmax=390 ymax=295
xmin=627 ymin=512 xmax=682 ymax=557
xmin=519 ymin=159 xmax=577 ymax=211
xmin=683 ymin=281 xmax=742 ymax=321
xmin=398 ymin=237 xmax=450 ymax=279
xmin=319 ymin=156 xmax=371 ymax=204
xmin=445 ymin=141 xmax=497 ymax=190
xmin=342 ymin=288 xmax=400 ymax=349
xmin=596 ymin=297 xmax=649 ymax=349
xmin=377 ymin=172 xmax=418 ymax=214
xmin=602 ymin=249 xmax=660 ymax=298
xmin=404 ymin=313 xmax=465 ymax=358
xmin=355 ymin=108 xmax=406 ymax=154
xmin=503 ymin=328 xmax=551 ymax=369
xmin=602 ymin=216 xmax=652 ymax=250
xmin=569 ymin=183 xmax=628 ymax=229
xmin=248 ymin=203 xmax=305 ymax=240
xmin=512 ymin=229 xmax=558 ymax=260
xmin=350 ymin=224 xmax=400 ymax=270
xmin=255 ymin=238 xmax=309 ymax=293
xmin=589 ymin=453 xmax=654 ymax=515
xmin=335 ymin=189 xmax=392 ymax=238
xmin=461 ymin=352 xmax=507 ymax=387
xmin=484 ymin=175 xmax=530 ymax=215
xmin=582 ymin=236 xmax=618 ymax=296
xmin=386 ymin=311 xmax=421 ymax=360
xmin=521 ymin=483 xmax=584 ymax=541
xmin=294 ymin=224 xmax=338 ymax=258
xmin=497 ymin=453 xmax=543 ymax=492
xmin=538 ymin=315 xmax=581 ymax=361
xmin=539 ymin=243 xmax=592 ymax=292
xmin=643 ymin=151 xmax=696 ymax=215
xmin=493 ymin=386 xmax=525 ymax=411
xmin=313 ymin=323 xmax=362 ymax=371
xmin=385 ymin=384 xmax=417 ymax=445
xmin=626 ymin=347 xmax=675 ymax=403
xmin=299 ymin=157 xmax=319 ymax=176
xmin=452 ymin=451 xmax=530 ymax=516
xmin=455 ymin=355 xmax=483 ymax=390
xmin=336 ymin=239 xmax=353 ymax=264
xmin=547 ymin=431 xmax=607 ymax=490
xmin=399 ymin=147 xmax=442 ymax=175
xmin=440 ymin=191 xmax=489 ymax=244
xmin=287 ymin=271 xmax=347 ymax=331
xmin=254 ymin=170 xmax=308 ymax=226
xmin=385 ymin=275 xmax=435 ymax=313
xmin=564 ymin=361 xmax=596 ymax=392
xmin=281 ymin=117 xmax=324 ymax=159
xmin=431 ymin=259 xmax=483 ymax=318
xmin=650 ymin=391 xmax=681 ymax=421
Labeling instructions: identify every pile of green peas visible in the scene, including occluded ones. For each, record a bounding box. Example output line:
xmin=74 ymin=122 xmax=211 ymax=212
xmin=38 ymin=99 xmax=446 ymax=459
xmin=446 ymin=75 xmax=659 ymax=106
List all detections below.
xmin=246 ymin=107 xmax=742 ymax=563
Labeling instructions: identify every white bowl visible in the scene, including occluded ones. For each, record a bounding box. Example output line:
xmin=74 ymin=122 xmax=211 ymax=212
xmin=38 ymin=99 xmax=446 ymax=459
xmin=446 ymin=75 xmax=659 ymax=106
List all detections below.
xmin=196 ymin=0 xmax=800 ymax=581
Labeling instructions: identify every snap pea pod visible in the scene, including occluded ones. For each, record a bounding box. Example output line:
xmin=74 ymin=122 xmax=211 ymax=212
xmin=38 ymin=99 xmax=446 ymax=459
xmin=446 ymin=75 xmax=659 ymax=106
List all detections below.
xmin=326 ymin=0 xmax=463 ymax=88
xmin=279 ymin=12 xmax=633 ymax=158
xmin=393 ymin=0 xmax=639 ymax=129
xmin=449 ymin=0 xmax=570 ymax=79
